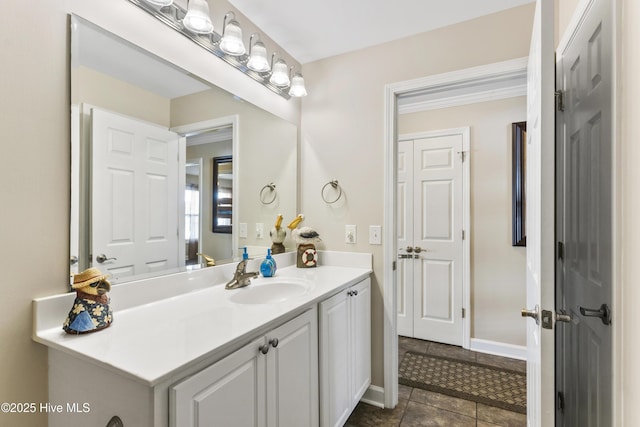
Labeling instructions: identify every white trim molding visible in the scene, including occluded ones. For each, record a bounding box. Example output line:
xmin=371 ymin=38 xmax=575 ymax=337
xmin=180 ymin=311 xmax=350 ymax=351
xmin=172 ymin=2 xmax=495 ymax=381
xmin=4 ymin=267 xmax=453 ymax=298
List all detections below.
xmin=360 ymin=385 xmax=385 ymax=409
xmin=383 ymin=57 xmax=528 ymax=410
xmin=469 ymin=339 xmax=527 ymax=361
xmin=396 ymin=57 xmax=528 ymax=115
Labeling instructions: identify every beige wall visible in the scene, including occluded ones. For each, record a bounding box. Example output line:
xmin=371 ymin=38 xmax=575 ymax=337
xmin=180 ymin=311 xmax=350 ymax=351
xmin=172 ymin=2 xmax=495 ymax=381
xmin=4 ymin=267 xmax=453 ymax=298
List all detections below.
xmin=398 ymin=97 xmax=527 ymax=346
xmin=300 ymin=4 xmax=536 ymax=387
xmin=620 ymin=0 xmax=640 ymax=423
xmin=171 ymin=88 xmax=299 ymax=254
xmin=74 ymin=66 xmax=171 ymax=126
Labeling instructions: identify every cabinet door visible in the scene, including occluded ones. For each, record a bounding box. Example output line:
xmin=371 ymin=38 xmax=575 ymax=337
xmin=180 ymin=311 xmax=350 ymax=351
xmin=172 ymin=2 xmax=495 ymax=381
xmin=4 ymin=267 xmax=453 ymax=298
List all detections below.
xmin=171 ymin=337 xmax=267 ymax=427
xmin=266 ymin=308 xmax=318 ymax=427
xmin=350 ymin=278 xmax=371 ymax=404
xmin=319 ymin=289 xmax=351 ymax=427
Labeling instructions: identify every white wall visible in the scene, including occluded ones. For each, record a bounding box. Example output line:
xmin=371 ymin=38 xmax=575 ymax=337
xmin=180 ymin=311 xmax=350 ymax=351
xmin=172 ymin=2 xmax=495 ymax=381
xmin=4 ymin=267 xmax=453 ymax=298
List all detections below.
xmin=300 ymin=4 xmax=536 ymax=387
xmin=399 ymin=97 xmax=528 ymax=346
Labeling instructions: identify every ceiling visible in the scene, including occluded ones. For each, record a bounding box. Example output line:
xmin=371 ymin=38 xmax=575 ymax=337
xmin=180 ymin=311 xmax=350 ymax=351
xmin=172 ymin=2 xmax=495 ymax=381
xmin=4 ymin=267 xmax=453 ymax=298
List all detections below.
xmin=228 ymin=0 xmax=534 ymax=64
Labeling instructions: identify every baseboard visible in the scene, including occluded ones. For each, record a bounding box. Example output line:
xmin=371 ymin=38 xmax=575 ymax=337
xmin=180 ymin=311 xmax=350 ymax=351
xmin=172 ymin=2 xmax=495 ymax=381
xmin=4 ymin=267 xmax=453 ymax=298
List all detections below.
xmin=469 ymin=338 xmax=527 ymax=361
xmin=359 ymin=384 xmax=385 ymax=408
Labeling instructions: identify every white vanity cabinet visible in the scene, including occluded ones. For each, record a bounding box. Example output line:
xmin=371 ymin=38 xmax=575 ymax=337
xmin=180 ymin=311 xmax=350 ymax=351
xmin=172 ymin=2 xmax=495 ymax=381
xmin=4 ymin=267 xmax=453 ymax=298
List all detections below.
xmin=171 ymin=307 xmax=319 ymax=427
xmin=319 ymin=277 xmax=371 ymax=427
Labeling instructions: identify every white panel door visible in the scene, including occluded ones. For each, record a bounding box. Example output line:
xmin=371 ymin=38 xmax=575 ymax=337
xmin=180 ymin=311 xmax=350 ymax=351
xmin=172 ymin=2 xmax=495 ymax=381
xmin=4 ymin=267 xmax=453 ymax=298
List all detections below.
xmin=319 ymin=289 xmax=351 ymax=427
xmin=266 ymin=309 xmax=318 ymax=427
xmin=350 ymin=278 xmax=371 ymax=404
xmin=557 ymin=0 xmax=613 ymax=424
xmin=413 ymin=134 xmax=464 ymax=345
xmin=171 ymin=337 xmax=267 ymax=427
xmin=397 ymin=131 xmax=465 ymax=346
xmin=524 ymin=0 xmax=555 ymax=425
xmin=91 ymin=108 xmax=181 ymax=282
xmin=396 ymin=140 xmax=415 ymax=337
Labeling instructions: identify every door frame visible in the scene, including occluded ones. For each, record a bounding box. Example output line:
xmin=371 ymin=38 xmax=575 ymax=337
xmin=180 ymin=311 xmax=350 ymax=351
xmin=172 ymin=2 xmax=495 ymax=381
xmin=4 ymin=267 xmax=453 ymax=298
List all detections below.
xmin=382 ymin=57 xmax=528 ymax=408
xmin=397 ymin=127 xmax=470 ymax=346
xmin=171 ymin=115 xmax=240 ymax=258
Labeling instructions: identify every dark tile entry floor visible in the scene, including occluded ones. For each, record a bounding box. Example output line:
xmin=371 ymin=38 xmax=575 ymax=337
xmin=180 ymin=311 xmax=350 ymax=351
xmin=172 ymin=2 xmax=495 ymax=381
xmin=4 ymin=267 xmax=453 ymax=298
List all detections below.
xmin=345 ymin=337 xmax=527 ymax=427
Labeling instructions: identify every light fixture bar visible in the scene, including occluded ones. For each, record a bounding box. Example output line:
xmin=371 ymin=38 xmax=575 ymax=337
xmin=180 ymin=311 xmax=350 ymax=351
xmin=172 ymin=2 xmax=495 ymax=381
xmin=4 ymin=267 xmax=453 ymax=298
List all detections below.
xmin=127 ymin=0 xmax=291 ymax=99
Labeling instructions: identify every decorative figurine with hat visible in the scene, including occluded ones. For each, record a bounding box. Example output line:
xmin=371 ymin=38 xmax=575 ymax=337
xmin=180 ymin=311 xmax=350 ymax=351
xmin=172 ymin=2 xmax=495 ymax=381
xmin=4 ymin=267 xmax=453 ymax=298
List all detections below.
xmin=287 ymin=214 xmax=322 ymax=268
xmin=63 ymin=267 xmax=113 ymax=334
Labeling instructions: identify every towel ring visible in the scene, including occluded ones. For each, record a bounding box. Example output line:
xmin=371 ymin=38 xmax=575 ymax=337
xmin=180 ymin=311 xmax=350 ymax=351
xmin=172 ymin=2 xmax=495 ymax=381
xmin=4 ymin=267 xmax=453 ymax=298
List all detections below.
xmin=321 ymin=180 xmax=343 ymax=204
xmin=260 ymin=183 xmax=277 ymax=205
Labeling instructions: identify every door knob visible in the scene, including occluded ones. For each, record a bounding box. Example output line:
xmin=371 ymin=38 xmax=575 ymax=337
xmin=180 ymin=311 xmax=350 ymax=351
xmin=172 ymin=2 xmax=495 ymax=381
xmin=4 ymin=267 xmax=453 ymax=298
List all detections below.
xmin=70 ymin=255 xmax=78 ymax=266
xmin=521 ymin=304 xmax=540 ymax=325
xmin=405 ymin=246 xmax=413 ymax=253
xmin=414 ymin=246 xmax=422 ymax=253
xmin=579 ymin=304 xmax=611 ymax=325
xmin=96 ymin=254 xmax=117 ymax=263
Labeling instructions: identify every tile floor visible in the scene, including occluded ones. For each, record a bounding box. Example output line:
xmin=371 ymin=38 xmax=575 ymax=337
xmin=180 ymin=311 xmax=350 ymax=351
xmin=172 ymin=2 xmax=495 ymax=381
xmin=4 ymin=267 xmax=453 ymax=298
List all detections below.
xmin=345 ymin=337 xmax=527 ymax=427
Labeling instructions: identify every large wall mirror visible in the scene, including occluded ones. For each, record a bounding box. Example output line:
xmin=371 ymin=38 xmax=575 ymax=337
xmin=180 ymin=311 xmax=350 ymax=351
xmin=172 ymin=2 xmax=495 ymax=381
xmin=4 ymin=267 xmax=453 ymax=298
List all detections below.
xmin=70 ymin=15 xmax=298 ymax=285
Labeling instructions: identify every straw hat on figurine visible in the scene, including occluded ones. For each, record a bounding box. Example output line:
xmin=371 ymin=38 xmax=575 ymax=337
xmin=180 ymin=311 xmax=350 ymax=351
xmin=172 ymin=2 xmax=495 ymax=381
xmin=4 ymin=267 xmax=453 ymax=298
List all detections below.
xmin=72 ymin=267 xmax=110 ymax=289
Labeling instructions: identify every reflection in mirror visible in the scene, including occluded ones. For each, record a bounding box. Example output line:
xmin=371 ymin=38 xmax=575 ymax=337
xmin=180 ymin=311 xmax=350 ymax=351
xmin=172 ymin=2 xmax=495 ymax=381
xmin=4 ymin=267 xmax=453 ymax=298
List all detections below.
xmin=212 ymin=156 xmax=233 ymax=234
xmin=70 ymin=16 xmax=298 ymax=285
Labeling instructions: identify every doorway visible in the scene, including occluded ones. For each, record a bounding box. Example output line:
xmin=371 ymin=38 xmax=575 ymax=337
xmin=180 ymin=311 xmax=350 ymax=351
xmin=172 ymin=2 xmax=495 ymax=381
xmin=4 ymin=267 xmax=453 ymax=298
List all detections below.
xmin=383 ymin=58 xmax=529 ymax=408
xmin=396 ymin=128 xmax=470 ymax=347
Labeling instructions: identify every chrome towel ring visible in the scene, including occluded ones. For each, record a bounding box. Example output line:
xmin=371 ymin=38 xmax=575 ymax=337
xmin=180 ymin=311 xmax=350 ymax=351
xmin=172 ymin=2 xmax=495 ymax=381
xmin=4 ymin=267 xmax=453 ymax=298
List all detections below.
xmin=321 ymin=180 xmax=343 ymax=204
xmin=260 ymin=183 xmax=277 ymax=205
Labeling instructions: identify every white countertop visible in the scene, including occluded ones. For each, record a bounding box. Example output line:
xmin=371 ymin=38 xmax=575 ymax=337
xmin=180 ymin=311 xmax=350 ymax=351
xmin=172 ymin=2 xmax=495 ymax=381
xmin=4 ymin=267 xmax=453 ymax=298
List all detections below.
xmin=33 ymin=251 xmax=371 ymax=387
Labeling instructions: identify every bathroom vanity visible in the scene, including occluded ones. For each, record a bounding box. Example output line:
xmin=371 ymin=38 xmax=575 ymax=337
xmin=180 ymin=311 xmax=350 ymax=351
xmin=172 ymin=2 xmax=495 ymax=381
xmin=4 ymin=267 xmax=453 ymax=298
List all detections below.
xmin=33 ymin=251 xmax=371 ymax=427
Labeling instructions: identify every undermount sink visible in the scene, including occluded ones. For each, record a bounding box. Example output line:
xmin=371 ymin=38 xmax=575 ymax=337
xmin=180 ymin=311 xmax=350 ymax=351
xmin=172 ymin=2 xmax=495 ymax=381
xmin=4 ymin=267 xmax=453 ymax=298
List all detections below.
xmin=228 ymin=278 xmax=313 ymax=305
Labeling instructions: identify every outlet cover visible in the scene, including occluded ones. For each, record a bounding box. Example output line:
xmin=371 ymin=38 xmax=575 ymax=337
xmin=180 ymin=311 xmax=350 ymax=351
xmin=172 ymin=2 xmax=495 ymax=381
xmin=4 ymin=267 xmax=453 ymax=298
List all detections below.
xmin=239 ymin=223 xmax=248 ymax=238
xmin=345 ymin=225 xmax=357 ymax=244
xmin=256 ymin=223 xmax=264 ymax=239
xmin=369 ymin=225 xmax=382 ymax=245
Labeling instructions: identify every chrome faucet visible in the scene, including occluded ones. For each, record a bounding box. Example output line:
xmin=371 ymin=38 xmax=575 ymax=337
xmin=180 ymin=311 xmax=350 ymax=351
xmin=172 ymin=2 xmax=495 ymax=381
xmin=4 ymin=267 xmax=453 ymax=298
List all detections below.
xmin=225 ymin=258 xmax=259 ymax=289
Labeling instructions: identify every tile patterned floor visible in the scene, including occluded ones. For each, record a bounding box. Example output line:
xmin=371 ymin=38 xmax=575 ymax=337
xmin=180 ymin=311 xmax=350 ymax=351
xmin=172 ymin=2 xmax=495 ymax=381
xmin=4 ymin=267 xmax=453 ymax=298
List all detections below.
xmin=345 ymin=337 xmax=527 ymax=427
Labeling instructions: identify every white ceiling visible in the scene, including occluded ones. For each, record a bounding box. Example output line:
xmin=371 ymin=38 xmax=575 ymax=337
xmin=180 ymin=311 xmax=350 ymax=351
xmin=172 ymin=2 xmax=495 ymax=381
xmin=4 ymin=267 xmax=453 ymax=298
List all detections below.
xmin=228 ymin=0 xmax=534 ymax=64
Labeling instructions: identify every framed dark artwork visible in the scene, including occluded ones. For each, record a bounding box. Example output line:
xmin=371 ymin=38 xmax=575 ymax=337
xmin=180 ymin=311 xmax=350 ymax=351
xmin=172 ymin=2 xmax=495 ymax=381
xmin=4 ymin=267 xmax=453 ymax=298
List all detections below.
xmin=512 ymin=122 xmax=527 ymax=247
xmin=212 ymin=156 xmax=233 ymax=234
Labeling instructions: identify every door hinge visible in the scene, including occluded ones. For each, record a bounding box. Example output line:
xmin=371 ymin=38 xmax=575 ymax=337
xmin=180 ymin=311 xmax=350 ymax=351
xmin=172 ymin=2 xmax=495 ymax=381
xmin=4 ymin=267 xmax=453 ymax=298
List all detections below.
xmin=458 ymin=151 xmax=467 ymax=162
xmin=461 ymin=230 xmax=465 ymax=240
xmin=555 ymin=90 xmax=565 ymax=112
xmin=557 ymin=241 xmax=564 ymax=261
xmin=392 ymin=260 xmax=397 ymax=271
xmin=461 ymin=308 xmax=466 ymax=318
xmin=557 ymin=391 xmax=565 ymax=412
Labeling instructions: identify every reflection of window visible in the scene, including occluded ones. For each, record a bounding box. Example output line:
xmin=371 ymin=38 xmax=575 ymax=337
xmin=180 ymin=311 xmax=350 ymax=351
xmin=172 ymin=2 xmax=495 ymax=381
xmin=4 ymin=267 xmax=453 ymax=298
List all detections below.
xmin=185 ymin=184 xmax=199 ymax=264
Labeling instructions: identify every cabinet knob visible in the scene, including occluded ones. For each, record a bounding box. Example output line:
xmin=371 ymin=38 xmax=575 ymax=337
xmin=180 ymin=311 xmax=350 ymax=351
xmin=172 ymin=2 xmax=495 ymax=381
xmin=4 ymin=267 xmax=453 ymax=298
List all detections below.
xmin=352 ymin=290 xmax=358 ymax=296
xmin=259 ymin=344 xmax=270 ymax=355
xmin=269 ymin=338 xmax=279 ymax=348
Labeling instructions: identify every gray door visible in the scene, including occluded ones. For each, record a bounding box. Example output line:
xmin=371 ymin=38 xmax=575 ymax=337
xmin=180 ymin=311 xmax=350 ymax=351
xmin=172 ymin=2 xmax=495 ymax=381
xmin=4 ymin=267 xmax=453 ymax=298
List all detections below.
xmin=556 ymin=0 xmax=612 ymax=425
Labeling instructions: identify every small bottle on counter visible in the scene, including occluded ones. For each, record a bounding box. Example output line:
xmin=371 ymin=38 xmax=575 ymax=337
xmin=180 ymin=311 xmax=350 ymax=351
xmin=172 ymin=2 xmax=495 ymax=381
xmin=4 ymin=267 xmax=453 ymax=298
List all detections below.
xmin=260 ymin=248 xmax=277 ymax=277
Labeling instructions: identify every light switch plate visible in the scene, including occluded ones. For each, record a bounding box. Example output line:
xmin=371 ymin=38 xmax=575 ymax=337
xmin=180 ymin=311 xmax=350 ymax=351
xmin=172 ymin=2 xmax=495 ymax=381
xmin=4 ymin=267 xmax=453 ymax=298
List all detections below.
xmin=239 ymin=223 xmax=248 ymax=238
xmin=369 ymin=225 xmax=382 ymax=245
xmin=345 ymin=225 xmax=357 ymax=244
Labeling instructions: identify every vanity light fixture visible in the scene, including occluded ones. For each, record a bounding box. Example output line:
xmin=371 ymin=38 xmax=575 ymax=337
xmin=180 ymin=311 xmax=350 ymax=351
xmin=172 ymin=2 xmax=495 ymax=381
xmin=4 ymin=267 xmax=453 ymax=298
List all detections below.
xmin=219 ymin=12 xmax=246 ymax=56
xmin=246 ymin=34 xmax=270 ymax=73
xmin=183 ymin=0 xmax=214 ymax=34
xmin=143 ymin=0 xmax=174 ymax=6
xmin=269 ymin=54 xmax=290 ymax=87
xmin=289 ymin=67 xmax=307 ymax=97
xmin=127 ymin=0 xmax=306 ymax=99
